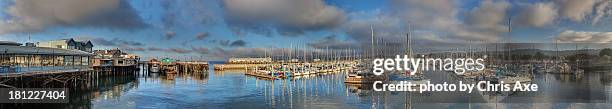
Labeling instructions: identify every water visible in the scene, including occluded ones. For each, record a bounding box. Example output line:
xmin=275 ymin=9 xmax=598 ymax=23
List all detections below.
xmin=9 ymin=63 xmax=612 ymax=109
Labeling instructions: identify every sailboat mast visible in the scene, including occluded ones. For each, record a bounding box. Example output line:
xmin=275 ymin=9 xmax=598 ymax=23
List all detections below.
xmin=371 ymin=25 xmax=375 ymax=60
xmin=407 ymin=22 xmax=412 ymax=57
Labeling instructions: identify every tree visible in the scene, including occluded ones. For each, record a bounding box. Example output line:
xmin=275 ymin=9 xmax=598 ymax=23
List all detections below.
xmin=600 ymin=48 xmax=612 ymax=57
xmin=534 ymin=52 xmax=546 ymax=60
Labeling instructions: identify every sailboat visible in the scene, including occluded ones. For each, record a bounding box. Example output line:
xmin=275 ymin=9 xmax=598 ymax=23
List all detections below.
xmin=345 ymin=25 xmax=387 ymax=84
xmin=388 ymin=23 xmax=430 ymax=85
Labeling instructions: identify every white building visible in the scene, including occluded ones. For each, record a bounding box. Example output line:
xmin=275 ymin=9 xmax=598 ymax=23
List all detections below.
xmin=36 ymin=38 xmax=93 ymax=52
xmin=228 ymin=57 xmax=272 ymax=64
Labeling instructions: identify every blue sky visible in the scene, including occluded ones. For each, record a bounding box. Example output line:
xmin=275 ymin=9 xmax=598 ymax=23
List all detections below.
xmin=0 ymin=0 xmax=610 ymax=60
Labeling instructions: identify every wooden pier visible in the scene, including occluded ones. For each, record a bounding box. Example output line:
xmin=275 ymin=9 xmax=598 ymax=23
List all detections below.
xmin=140 ymin=61 xmax=209 ymax=75
xmin=214 ymin=64 xmax=268 ymax=70
xmin=0 ymin=66 xmax=139 ymax=89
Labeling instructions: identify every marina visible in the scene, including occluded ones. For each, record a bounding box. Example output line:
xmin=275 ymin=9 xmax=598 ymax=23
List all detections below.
xmin=1 ymin=62 xmax=609 ymax=108
xmin=2 ymin=35 xmax=612 ymax=108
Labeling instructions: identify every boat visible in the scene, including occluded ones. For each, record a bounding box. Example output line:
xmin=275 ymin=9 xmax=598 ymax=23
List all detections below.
xmin=389 ymin=73 xmax=430 ymax=85
xmin=148 ymin=59 xmax=161 ymax=73
xmin=150 ymin=64 xmax=160 ymax=73
xmin=344 ymin=64 xmax=387 ymax=84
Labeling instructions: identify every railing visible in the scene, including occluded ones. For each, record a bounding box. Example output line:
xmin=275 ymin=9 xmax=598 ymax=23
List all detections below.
xmin=0 ymin=65 xmax=91 ymax=74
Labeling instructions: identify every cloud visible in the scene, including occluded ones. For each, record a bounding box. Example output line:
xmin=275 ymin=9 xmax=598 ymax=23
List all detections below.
xmin=164 ymin=31 xmax=176 ymax=40
xmin=148 ymin=47 xmax=164 ymax=51
xmin=343 ymin=11 xmax=406 ymax=44
xmin=0 ymin=0 xmax=147 ymax=34
xmin=217 ymin=40 xmax=231 ymax=46
xmin=534 ymin=0 xmax=612 ymax=24
xmin=191 ymin=46 xmax=209 ymax=55
xmin=119 ymin=46 xmax=146 ymax=51
xmin=556 ymin=30 xmax=612 ymax=43
xmin=161 ymin=0 xmax=178 ymax=29
xmin=195 ymin=32 xmax=210 ymax=40
xmin=213 ymin=39 xmax=246 ymax=47
xmin=180 ymin=32 xmax=212 ymax=46
xmin=209 ymin=47 xmax=277 ymax=59
xmin=556 ymin=0 xmax=597 ymax=22
xmin=207 ymin=46 xmax=351 ymax=60
xmin=593 ymin=0 xmax=612 ymax=24
xmin=169 ymin=48 xmax=192 ymax=54
xmin=390 ymin=0 xmax=457 ymax=30
xmin=517 ymin=2 xmax=558 ymax=27
xmin=465 ymin=0 xmax=510 ymax=33
xmin=91 ymin=38 xmax=115 ymax=46
xmin=389 ymin=0 xmax=505 ymax=42
xmin=229 ymin=40 xmax=246 ymax=47
xmin=160 ymin=0 xmax=221 ymax=28
xmin=147 ymin=47 xmax=193 ymax=54
xmin=307 ymin=35 xmax=358 ymax=49
xmin=116 ymin=40 xmax=145 ymax=46
xmin=91 ymin=38 xmax=145 ymax=46
xmin=145 ymin=46 xmax=210 ymax=55
xmin=223 ymin=0 xmax=346 ymax=36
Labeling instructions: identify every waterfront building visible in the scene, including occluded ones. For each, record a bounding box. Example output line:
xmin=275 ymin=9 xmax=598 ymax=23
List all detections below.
xmin=36 ymin=38 xmax=93 ymax=53
xmin=92 ymin=49 xmax=140 ymax=67
xmin=228 ymin=57 xmax=272 ymax=64
xmin=0 ymin=41 xmax=93 ymax=73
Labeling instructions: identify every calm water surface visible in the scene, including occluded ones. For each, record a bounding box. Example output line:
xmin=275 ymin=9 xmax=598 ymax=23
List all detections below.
xmin=55 ymin=63 xmax=612 ymax=109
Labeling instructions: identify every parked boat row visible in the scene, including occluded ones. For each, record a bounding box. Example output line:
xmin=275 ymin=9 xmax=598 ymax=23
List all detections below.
xmin=245 ymin=61 xmax=357 ymax=79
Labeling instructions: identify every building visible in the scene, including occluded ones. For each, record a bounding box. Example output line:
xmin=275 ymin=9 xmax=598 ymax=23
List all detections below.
xmin=92 ymin=49 xmax=140 ymax=67
xmin=228 ymin=57 xmax=272 ymax=64
xmin=25 ymin=42 xmax=35 ymax=47
xmin=0 ymin=41 xmax=93 ymax=73
xmin=36 ymin=38 xmax=93 ymax=53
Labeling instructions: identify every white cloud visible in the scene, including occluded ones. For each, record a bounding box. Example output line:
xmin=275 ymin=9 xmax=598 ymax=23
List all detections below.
xmin=553 ymin=0 xmax=612 ymax=24
xmin=593 ymin=0 xmax=612 ymax=24
xmin=466 ymin=0 xmax=510 ymax=33
xmin=388 ymin=0 xmax=507 ymax=42
xmin=343 ymin=11 xmax=405 ymax=44
xmin=556 ymin=30 xmax=612 ymax=43
xmin=517 ymin=2 xmax=558 ymax=27
xmin=307 ymin=35 xmax=358 ymax=49
xmin=223 ymin=0 xmax=346 ymax=36
xmin=556 ymin=0 xmax=597 ymax=22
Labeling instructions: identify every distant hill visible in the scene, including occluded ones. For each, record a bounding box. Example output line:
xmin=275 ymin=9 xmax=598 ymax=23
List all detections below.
xmin=508 ymin=49 xmax=600 ymax=56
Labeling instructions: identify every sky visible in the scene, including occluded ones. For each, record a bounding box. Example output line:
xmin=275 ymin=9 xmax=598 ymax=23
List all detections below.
xmin=0 ymin=0 xmax=611 ymax=60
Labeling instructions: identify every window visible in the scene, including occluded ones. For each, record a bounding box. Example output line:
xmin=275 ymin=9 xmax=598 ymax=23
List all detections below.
xmin=55 ymin=56 xmax=64 ymax=66
xmin=81 ymin=56 xmax=88 ymax=65
xmin=64 ymin=56 xmax=73 ymax=66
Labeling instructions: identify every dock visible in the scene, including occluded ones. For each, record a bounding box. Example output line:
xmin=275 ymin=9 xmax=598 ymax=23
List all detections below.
xmin=140 ymin=59 xmax=209 ymax=74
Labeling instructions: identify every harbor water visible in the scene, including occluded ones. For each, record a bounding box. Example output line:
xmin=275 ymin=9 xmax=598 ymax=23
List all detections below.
xmin=19 ymin=62 xmax=612 ymax=109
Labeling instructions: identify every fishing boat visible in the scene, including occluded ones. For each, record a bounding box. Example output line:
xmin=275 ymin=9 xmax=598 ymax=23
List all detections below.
xmin=148 ymin=59 xmax=161 ymax=73
xmin=150 ymin=64 xmax=160 ymax=73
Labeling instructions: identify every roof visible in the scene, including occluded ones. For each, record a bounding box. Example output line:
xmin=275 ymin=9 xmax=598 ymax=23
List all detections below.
xmin=0 ymin=41 xmax=22 ymax=46
xmin=0 ymin=45 xmax=93 ymax=56
xmin=50 ymin=38 xmax=93 ymax=47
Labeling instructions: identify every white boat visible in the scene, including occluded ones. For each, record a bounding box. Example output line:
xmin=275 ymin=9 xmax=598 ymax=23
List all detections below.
xmin=389 ymin=75 xmax=430 ymax=85
xmin=150 ymin=64 xmax=160 ymax=72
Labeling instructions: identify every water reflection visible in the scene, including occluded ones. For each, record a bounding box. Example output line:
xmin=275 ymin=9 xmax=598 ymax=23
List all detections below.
xmin=2 ymin=65 xmax=611 ymax=109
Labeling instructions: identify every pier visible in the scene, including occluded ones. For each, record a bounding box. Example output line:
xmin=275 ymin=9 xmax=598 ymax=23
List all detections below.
xmin=140 ymin=59 xmax=209 ymax=75
xmin=0 ymin=45 xmax=142 ymax=89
